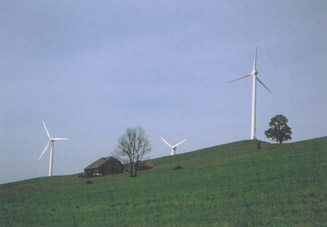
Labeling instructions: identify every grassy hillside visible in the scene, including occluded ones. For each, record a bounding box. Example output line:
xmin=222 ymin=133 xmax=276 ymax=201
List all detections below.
xmin=1 ymin=138 xmax=327 ymax=226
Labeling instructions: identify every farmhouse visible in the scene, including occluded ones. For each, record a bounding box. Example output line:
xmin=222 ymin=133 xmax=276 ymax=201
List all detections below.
xmin=138 ymin=160 xmax=154 ymax=170
xmin=84 ymin=157 xmax=124 ymax=177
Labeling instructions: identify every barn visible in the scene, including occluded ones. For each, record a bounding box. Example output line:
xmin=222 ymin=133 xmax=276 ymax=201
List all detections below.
xmin=138 ymin=160 xmax=154 ymax=170
xmin=84 ymin=157 xmax=124 ymax=177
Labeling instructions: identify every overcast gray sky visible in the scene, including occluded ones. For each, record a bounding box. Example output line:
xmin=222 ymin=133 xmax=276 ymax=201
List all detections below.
xmin=1 ymin=1 xmax=326 ymax=184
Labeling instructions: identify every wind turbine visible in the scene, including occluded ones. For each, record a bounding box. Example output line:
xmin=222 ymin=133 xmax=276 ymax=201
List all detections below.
xmin=160 ymin=136 xmax=187 ymax=155
xmin=39 ymin=120 xmax=69 ymax=176
xmin=229 ymin=47 xmax=272 ymax=140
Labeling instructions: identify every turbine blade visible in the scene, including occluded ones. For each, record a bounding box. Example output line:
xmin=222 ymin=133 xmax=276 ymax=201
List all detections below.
xmin=253 ymin=47 xmax=257 ymax=71
xmin=229 ymin=74 xmax=252 ymax=83
xmin=39 ymin=141 xmax=51 ymax=159
xmin=256 ymin=77 xmax=272 ymax=93
xmin=173 ymin=139 xmax=188 ymax=148
xmin=160 ymin=136 xmax=173 ymax=148
xmin=53 ymin=137 xmax=69 ymax=141
xmin=42 ymin=120 xmax=51 ymax=139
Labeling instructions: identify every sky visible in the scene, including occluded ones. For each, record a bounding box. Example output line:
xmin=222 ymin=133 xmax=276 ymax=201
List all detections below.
xmin=1 ymin=0 xmax=326 ymax=184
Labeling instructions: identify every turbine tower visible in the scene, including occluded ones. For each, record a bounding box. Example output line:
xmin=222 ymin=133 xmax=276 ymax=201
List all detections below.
xmin=229 ymin=47 xmax=272 ymax=140
xmin=160 ymin=136 xmax=187 ymax=155
xmin=39 ymin=120 xmax=69 ymax=176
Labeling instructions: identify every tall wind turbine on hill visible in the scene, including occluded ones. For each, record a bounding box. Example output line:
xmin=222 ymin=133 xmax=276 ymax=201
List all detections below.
xmin=160 ymin=137 xmax=187 ymax=155
xmin=229 ymin=47 xmax=272 ymax=140
xmin=39 ymin=121 xmax=69 ymax=176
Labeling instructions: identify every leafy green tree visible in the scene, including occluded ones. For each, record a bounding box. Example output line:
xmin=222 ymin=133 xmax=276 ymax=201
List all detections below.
xmin=114 ymin=127 xmax=151 ymax=177
xmin=265 ymin=114 xmax=292 ymax=144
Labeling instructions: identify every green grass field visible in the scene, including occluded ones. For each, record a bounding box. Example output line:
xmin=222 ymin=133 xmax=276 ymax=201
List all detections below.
xmin=1 ymin=138 xmax=327 ymax=226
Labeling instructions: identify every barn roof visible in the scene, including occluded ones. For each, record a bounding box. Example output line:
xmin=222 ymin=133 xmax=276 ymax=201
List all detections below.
xmin=139 ymin=160 xmax=154 ymax=168
xmin=84 ymin=157 xmax=119 ymax=170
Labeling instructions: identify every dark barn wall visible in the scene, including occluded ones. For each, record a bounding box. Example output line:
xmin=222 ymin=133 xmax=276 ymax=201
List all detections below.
xmin=103 ymin=159 xmax=124 ymax=174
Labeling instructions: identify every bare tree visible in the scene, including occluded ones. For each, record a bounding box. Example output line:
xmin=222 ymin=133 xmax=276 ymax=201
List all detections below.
xmin=114 ymin=127 xmax=151 ymax=177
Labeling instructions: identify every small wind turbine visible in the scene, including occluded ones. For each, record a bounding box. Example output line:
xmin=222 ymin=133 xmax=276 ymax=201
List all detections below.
xmin=229 ymin=47 xmax=272 ymax=140
xmin=39 ymin=120 xmax=69 ymax=176
xmin=160 ymin=136 xmax=187 ymax=155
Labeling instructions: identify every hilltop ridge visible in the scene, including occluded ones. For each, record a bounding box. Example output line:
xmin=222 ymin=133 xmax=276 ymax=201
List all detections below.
xmin=1 ymin=137 xmax=326 ymax=226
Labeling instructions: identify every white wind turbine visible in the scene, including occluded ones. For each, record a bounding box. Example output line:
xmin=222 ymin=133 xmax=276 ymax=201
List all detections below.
xmin=39 ymin=120 xmax=69 ymax=176
xmin=229 ymin=47 xmax=272 ymax=140
xmin=160 ymin=136 xmax=187 ymax=155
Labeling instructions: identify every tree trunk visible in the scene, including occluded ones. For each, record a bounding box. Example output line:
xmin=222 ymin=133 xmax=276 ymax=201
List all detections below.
xmin=134 ymin=162 xmax=138 ymax=177
xmin=130 ymin=163 xmax=134 ymax=177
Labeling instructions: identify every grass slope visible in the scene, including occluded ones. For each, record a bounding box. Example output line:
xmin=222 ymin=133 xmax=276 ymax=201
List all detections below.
xmin=1 ymin=138 xmax=327 ymax=226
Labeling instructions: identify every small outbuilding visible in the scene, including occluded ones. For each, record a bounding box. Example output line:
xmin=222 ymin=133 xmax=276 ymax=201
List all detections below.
xmin=138 ymin=160 xmax=154 ymax=171
xmin=84 ymin=157 xmax=124 ymax=177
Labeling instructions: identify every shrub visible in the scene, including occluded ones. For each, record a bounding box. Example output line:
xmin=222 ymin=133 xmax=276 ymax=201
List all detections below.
xmin=173 ymin=165 xmax=183 ymax=170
